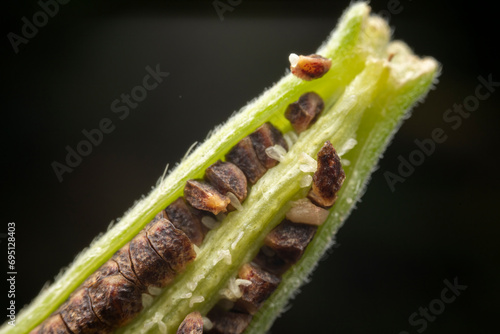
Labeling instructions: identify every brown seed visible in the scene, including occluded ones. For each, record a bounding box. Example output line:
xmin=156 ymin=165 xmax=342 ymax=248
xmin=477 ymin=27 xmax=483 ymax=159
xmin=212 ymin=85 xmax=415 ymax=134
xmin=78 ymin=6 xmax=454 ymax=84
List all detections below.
xmin=33 ymin=313 xmax=73 ymax=334
xmin=290 ymin=53 xmax=332 ymax=81
xmin=144 ymin=209 xmax=169 ymax=230
xmin=264 ymin=220 xmax=317 ymax=263
xmin=87 ymin=274 xmax=144 ymax=329
xmin=307 ymin=140 xmax=345 ymax=208
xmin=130 ymin=230 xmax=176 ymax=288
xmin=60 ymin=287 xmax=112 ymax=333
xmin=252 ymin=249 xmax=291 ymax=276
xmin=285 ymin=198 xmax=330 ymax=226
xmin=83 ymin=258 xmax=124 ymax=289
xmin=166 ymin=197 xmax=207 ymax=246
xmin=285 ymin=92 xmax=325 ymax=133
xmin=235 ymin=263 xmax=281 ymax=315
xmin=112 ymin=244 xmax=145 ymax=290
xmin=146 ymin=217 xmax=196 ymax=273
xmin=205 ymin=161 xmax=248 ymax=203
xmin=207 ymin=308 xmax=252 ymax=334
xmin=177 ymin=311 xmax=203 ymax=334
xmin=249 ymin=122 xmax=288 ymax=169
xmin=226 ymin=136 xmax=267 ymax=184
xmin=184 ymin=180 xmax=231 ymax=215
xmin=35 ymin=218 xmax=195 ymax=334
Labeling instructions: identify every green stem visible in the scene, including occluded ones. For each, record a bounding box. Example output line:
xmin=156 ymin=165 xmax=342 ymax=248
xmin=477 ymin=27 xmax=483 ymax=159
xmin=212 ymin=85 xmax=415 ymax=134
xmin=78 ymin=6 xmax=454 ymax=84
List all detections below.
xmin=4 ymin=3 xmax=438 ymax=334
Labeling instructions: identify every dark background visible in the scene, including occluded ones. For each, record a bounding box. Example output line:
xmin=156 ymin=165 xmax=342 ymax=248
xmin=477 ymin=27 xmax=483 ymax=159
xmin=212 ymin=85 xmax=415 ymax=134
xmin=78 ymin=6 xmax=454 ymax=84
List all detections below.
xmin=2 ymin=0 xmax=499 ymax=333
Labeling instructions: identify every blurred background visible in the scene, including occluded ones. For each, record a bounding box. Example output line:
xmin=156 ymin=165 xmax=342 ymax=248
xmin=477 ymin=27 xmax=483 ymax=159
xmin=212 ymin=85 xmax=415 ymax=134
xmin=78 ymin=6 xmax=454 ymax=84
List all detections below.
xmin=2 ymin=0 xmax=499 ymax=333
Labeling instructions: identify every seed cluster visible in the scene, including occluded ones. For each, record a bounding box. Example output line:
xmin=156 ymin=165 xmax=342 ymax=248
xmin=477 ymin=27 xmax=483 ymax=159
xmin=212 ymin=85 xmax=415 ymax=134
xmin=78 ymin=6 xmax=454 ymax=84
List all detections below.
xmin=32 ymin=55 xmax=342 ymax=334
xmin=205 ymin=139 xmax=344 ymax=334
xmin=202 ymin=86 xmax=344 ymax=333
xmin=31 ymin=122 xmax=288 ymax=334
xmin=32 ymin=218 xmax=195 ymax=334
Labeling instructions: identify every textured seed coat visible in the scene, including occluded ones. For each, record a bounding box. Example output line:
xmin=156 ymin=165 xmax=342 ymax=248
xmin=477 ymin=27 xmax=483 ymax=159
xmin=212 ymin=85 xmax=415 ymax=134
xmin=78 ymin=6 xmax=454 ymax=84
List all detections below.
xmin=88 ymin=274 xmax=143 ymax=328
xmin=165 ymin=198 xmax=206 ymax=246
xmin=146 ymin=218 xmax=196 ymax=273
xmin=308 ymin=141 xmax=346 ymax=208
xmin=207 ymin=309 xmax=253 ymax=334
xmin=177 ymin=311 xmax=203 ymax=334
xmin=285 ymin=92 xmax=325 ymax=133
xmin=33 ymin=218 xmax=195 ymax=334
xmin=264 ymin=220 xmax=317 ymax=263
xmin=235 ymin=263 xmax=281 ymax=315
xmin=33 ymin=314 xmax=73 ymax=334
xmin=249 ymin=123 xmax=288 ymax=168
xmin=184 ymin=180 xmax=231 ymax=215
xmin=290 ymin=54 xmax=332 ymax=81
xmin=205 ymin=161 xmax=248 ymax=203
xmin=226 ymin=137 xmax=268 ymax=184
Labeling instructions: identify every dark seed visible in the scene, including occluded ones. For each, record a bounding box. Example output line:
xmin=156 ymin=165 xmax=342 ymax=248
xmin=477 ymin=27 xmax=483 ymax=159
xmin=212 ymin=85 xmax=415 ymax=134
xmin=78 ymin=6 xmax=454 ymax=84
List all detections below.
xmin=145 ymin=209 xmax=169 ymax=230
xmin=177 ymin=311 xmax=203 ymax=334
xmin=112 ymin=244 xmax=145 ymax=290
xmin=146 ymin=218 xmax=196 ymax=273
xmin=35 ymin=217 xmax=195 ymax=333
xmin=60 ymin=287 xmax=112 ymax=333
xmin=184 ymin=180 xmax=231 ymax=215
xmin=252 ymin=249 xmax=291 ymax=276
xmin=83 ymin=258 xmax=123 ymax=289
xmin=290 ymin=54 xmax=331 ymax=81
xmin=235 ymin=263 xmax=281 ymax=315
xmin=285 ymin=92 xmax=325 ymax=134
xmin=207 ymin=308 xmax=252 ymax=334
xmin=226 ymin=136 xmax=267 ymax=184
xmin=166 ymin=197 xmax=206 ymax=246
xmin=307 ymin=140 xmax=345 ymax=208
xmin=249 ymin=123 xmax=288 ymax=169
xmin=205 ymin=161 xmax=248 ymax=204
xmin=88 ymin=274 xmax=143 ymax=329
xmin=264 ymin=220 xmax=317 ymax=264
xmin=130 ymin=231 xmax=176 ymax=288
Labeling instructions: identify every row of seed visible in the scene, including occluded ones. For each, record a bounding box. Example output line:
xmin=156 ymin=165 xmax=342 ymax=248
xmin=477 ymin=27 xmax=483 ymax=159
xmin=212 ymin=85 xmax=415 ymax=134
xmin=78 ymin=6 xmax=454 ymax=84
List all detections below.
xmin=32 ymin=53 xmax=333 ymax=334
xmin=32 ymin=124 xmax=292 ymax=334
xmin=176 ymin=86 xmax=345 ymax=333
xmin=191 ymin=140 xmax=345 ymax=334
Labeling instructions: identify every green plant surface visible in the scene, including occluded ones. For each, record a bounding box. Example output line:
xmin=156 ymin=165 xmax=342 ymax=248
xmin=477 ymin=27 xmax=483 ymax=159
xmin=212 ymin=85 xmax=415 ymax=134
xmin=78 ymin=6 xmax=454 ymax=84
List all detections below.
xmin=3 ymin=3 xmax=439 ymax=334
